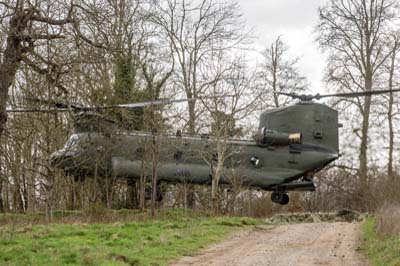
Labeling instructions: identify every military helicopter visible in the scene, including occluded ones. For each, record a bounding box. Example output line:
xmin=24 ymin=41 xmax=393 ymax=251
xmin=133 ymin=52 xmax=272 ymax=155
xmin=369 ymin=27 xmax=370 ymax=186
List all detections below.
xmin=6 ymin=89 xmax=400 ymax=205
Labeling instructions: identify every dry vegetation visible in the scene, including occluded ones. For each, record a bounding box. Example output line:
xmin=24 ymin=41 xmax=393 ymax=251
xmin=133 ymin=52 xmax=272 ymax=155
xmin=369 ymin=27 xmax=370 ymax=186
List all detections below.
xmin=362 ymin=214 xmax=400 ymax=266
xmin=360 ymin=177 xmax=400 ymax=266
xmin=376 ymin=204 xmax=400 ymax=237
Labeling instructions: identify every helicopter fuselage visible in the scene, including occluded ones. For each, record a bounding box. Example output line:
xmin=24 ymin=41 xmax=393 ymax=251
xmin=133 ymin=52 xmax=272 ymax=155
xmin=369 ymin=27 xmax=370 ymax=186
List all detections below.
xmin=50 ymin=101 xmax=341 ymax=205
xmin=51 ymin=131 xmax=338 ymax=189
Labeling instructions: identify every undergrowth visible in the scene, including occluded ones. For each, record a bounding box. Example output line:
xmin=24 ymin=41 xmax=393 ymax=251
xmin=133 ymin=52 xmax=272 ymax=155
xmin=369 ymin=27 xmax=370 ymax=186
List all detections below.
xmin=361 ymin=217 xmax=400 ymax=266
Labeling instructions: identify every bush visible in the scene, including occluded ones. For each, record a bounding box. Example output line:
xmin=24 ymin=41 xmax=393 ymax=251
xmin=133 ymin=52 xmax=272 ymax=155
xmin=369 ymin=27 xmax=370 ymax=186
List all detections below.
xmin=84 ymin=203 xmax=110 ymax=222
xmin=362 ymin=217 xmax=400 ymax=266
xmin=376 ymin=204 xmax=400 ymax=237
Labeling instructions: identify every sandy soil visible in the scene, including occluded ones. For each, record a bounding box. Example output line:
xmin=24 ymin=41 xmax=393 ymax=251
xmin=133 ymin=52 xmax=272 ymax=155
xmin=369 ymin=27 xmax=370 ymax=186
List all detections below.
xmin=171 ymin=222 xmax=368 ymax=266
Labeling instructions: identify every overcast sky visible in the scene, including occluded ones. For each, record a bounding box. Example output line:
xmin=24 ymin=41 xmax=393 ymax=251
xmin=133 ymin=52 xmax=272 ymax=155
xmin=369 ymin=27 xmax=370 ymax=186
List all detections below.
xmin=239 ymin=0 xmax=329 ymax=94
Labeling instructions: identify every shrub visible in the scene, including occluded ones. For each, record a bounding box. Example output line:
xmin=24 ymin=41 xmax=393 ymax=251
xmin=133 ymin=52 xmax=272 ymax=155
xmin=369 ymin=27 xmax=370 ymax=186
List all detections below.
xmin=376 ymin=204 xmax=400 ymax=236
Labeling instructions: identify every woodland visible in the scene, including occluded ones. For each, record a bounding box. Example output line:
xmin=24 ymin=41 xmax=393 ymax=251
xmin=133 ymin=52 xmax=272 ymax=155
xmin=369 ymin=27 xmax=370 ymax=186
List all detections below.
xmin=0 ymin=0 xmax=399 ymax=222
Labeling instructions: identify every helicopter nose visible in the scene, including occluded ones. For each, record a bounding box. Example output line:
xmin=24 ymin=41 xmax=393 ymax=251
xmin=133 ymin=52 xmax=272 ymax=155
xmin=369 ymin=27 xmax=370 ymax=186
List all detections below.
xmin=50 ymin=149 xmax=73 ymax=167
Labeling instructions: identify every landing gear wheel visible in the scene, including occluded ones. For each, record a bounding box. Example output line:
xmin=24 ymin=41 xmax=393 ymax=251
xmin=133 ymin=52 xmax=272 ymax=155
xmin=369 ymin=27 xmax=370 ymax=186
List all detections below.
xmin=280 ymin=194 xmax=289 ymax=205
xmin=271 ymin=192 xmax=290 ymax=205
xmin=271 ymin=192 xmax=283 ymax=203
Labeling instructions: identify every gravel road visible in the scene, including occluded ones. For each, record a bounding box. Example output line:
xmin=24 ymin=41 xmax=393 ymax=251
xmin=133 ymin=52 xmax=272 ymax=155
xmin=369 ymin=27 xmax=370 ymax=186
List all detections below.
xmin=171 ymin=222 xmax=368 ymax=266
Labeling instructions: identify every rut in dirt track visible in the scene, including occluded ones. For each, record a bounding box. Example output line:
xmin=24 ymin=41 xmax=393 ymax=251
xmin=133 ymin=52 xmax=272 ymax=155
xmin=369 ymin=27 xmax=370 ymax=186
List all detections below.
xmin=171 ymin=222 xmax=368 ymax=266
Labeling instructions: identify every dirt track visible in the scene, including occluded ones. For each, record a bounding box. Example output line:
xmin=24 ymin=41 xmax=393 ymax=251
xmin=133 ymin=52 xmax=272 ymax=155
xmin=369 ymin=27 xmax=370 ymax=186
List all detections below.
xmin=172 ymin=222 xmax=368 ymax=266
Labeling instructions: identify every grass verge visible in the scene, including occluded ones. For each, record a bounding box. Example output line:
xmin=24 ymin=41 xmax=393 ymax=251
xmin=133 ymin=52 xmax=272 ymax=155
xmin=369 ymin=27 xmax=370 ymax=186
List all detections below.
xmin=0 ymin=209 xmax=261 ymax=266
xmin=361 ymin=217 xmax=400 ymax=266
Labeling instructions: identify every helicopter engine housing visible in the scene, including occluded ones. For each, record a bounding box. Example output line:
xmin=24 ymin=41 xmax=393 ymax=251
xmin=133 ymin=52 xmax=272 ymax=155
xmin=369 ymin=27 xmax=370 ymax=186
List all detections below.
xmin=255 ymin=128 xmax=302 ymax=147
xmin=258 ymin=102 xmax=339 ymax=153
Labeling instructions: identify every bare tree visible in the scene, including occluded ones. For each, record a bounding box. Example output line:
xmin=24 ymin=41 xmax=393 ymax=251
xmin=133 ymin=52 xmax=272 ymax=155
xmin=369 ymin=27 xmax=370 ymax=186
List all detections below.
xmin=0 ymin=1 xmax=80 ymax=137
xmin=316 ymin=0 xmax=398 ymax=193
xmin=153 ymin=0 xmax=247 ymax=134
xmin=385 ymin=34 xmax=400 ymax=179
xmin=200 ymin=55 xmax=258 ymax=214
xmin=259 ymin=36 xmax=307 ymax=108
xmin=153 ymin=0 xmax=249 ymax=209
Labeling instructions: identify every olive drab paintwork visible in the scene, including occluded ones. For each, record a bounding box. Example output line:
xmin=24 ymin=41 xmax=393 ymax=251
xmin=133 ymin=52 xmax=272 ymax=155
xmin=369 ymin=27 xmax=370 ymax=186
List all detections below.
xmin=50 ymin=101 xmax=340 ymax=205
xmin=259 ymin=101 xmax=339 ymax=153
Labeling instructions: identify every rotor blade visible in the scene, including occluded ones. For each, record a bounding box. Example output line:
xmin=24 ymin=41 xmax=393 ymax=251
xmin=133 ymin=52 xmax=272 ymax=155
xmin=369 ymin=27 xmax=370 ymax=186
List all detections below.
xmin=274 ymin=92 xmax=314 ymax=101
xmin=5 ymin=98 xmax=187 ymax=113
xmin=90 ymin=96 xmax=220 ymax=110
xmin=275 ymin=89 xmax=400 ymax=101
xmin=317 ymin=88 xmax=400 ymax=99
xmin=6 ymin=108 xmax=72 ymax=113
xmin=25 ymin=97 xmax=86 ymax=110
xmin=107 ymin=99 xmax=174 ymax=109
xmin=273 ymin=92 xmax=297 ymax=98
xmin=23 ymin=97 xmax=171 ymax=110
xmin=111 ymin=97 xmax=198 ymax=108
xmin=6 ymin=96 xmax=226 ymax=113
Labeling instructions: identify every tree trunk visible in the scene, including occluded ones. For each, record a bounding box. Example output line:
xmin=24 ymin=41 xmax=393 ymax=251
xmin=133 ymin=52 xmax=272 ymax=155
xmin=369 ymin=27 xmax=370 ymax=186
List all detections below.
xmin=21 ymin=176 xmax=28 ymax=212
xmin=188 ymin=101 xmax=196 ymax=134
xmin=185 ymin=185 xmax=195 ymax=209
xmin=13 ymin=184 xmax=24 ymax=213
xmin=0 ymin=12 xmax=28 ymax=137
xmin=211 ymin=177 xmax=219 ymax=215
xmin=0 ymin=87 xmax=7 ymax=137
xmin=151 ymin=169 xmax=157 ymax=217
xmin=67 ymin=182 xmax=75 ymax=210
xmin=44 ymin=162 xmax=54 ymax=221
xmin=387 ymin=91 xmax=394 ymax=179
xmin=0 ymin=158 xmax=4 ymax=212
xmin=0 ymin=176 xmax=4 ymax=213
xmin=4 ymin=177 xmax=9 ymax=212
xmin=359 ymin=75 xmax=372 ymax=191
xmin=150 ymin=134 xmax=159 ymax=217
xmin=185 ymin=100 xmax=196 ymax=209
xmin=272 ymin=41 xmax=279 ymax=108
xmin=139 ymin=173 xmax=146 ymax=211
xmin=211 ymin=156 xmax=224 ymax=215
xmin=126 ymin=179 xmax=138 ymax=209
xmin=13 ymin=151 xmax=24 ymax=213
xmin=68 ymin=176 xmax=83 ymax=210
xmin=387 ymin=41 xmax=397 ymax=179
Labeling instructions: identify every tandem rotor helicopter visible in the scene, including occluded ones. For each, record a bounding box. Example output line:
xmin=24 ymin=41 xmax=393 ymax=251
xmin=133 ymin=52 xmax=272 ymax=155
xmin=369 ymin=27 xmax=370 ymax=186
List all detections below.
xmin=6 ymin=88 xmax=400 ymax=205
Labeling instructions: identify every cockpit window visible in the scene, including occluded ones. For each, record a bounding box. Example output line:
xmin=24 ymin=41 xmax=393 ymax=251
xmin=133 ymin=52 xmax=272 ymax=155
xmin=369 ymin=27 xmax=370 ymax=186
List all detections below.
xmin=64 ymin=134 xmax=79 ymax=150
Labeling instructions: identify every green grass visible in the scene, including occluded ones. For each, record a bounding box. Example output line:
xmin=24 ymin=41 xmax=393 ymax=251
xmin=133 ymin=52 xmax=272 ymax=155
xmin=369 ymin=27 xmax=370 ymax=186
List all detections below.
xmin=0 ymin=209 xmax=261 ymax=266
xmin=361 ymin=217 xmax=400 ymax=266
